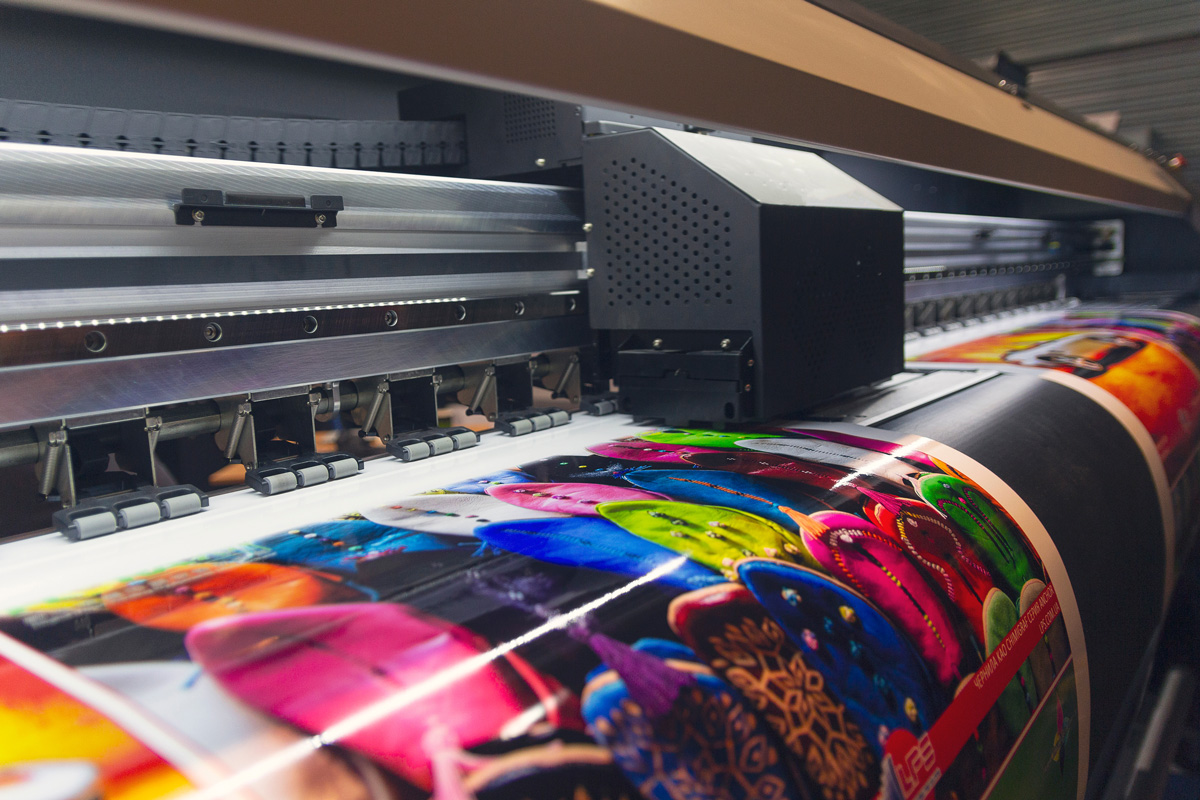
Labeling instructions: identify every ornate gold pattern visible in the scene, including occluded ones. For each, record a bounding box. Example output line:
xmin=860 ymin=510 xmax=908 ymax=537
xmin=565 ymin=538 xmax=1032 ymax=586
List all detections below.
xmin=708 ymin=613 xmax=878 ymax=800
xmin=593 ymin=685 xmax=791 ymax=800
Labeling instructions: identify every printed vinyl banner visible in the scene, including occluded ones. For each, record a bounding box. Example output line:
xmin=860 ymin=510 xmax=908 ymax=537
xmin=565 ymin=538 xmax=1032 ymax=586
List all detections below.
xmin=0 ymin=649 xmax=193 ymax=800
xmin=0 ymin=424 xmax=1085 ymax=800
xmin=916 ymin=308 xmax=1200 ymax=486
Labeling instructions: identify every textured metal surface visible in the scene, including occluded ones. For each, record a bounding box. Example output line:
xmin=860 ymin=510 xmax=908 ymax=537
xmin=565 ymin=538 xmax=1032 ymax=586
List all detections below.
xmin=0 ymin=293 xmax=583 ymax=365
xmin=0 ymin=272 xmax=582 ymax=324
xmin=1030 ymin=38 xmax=1200 ymax=189
xmin=7 ymin=0 xmax=1187 ymax=213
xmin=854 ymin=0 xmax=1200 ymax=189
xmin=0 ymin=315 xmax=590 ymax=428
xmin=0 ymin=142 xmax=583 ymax=249
xmin=0 ymin=97 xmax=466 ymax=167
xmin=852 ymin=0 xmax=1200 ymax=65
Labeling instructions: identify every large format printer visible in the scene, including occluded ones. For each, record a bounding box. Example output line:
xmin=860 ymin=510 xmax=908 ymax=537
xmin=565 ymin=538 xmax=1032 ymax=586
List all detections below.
xmin=0 ymin=3 xmax=1198 ymax=800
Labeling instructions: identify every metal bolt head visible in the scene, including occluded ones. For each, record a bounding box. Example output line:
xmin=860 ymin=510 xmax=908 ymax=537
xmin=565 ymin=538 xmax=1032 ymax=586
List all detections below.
xmin=192 ymin=209 xmax=205 ymax=223
xmin=315 ymin=213 xmax=327 ymax=225
xmin=652 ymin=338 xmax=664 ymax=349
xmin=585 ymin=268 xmax=596 ymax=278
xmin=582 ymin=222 xmax=594 ymax=233
xmin=203 ymin=322 xmax=222 ymax=343
xmin=719 ymin=338 xmax=732 ymax=350
xmin=535 ymin=158 xmax=547 ymax=168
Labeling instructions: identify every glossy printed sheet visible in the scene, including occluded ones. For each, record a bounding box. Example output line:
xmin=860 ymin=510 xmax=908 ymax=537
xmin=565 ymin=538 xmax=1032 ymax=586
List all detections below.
xmin=0 ymin=423 xmax=1084 ymax=800
xmin=915 ymin=307 xmax=1200 ymax=570
xmin=916 ymin=308 xmax=1200 ymax=484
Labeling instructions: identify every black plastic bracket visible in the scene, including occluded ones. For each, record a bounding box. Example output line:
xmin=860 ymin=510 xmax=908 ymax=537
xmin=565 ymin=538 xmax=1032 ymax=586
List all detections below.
xmin=175 ymin=188 xmax=344 ymax=228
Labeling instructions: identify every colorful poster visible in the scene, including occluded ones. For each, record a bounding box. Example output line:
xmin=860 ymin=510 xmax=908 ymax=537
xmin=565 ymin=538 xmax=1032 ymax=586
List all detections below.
xmin=0 ymin=647 xmax=193 ymax=800
xmin=912 ymin=307 xmax=1200 ymax=570
xmin=914 ymin=309 xmax=1200 ymax=483
xmin=0 ymin=424 xmax=1084 ymax=800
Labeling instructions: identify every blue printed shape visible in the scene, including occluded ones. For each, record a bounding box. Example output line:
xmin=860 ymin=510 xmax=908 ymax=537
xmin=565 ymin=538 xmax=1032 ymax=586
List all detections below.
xmin=738 ymin=558 xmax=945 ymax=755
xmin=474 ymin=517 xmax=722 ymax=591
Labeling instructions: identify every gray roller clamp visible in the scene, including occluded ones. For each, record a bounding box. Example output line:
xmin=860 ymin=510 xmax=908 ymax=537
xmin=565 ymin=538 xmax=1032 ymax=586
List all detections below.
xmin=386 ymin=427 xmax=479 ymax=463
xmin=115 ymin=500 xmax=162 ymax=529
xmin=52 ymin=484 xmax=209 ymax=541
xmin=293 ymin=462 xmax=332 ymax=487
xmin=496 ymin=408 xmax=573 ymax=436
xmin=158 ymin=492 xmax=204 ymax=519
xmin=582 ymin=396 xmax=619 ymax=416
xmin=66 ymin=511 xmax=119 ymax=541
xmin=324 ymin=455 xmax=362 ymax=480
xmin=244 ymin=452 xmax=364 ymax=495
xmin=142 ymin=485 xmax=210 ymax=519
xmin=245 ymin=468 xmax=299 ymax=496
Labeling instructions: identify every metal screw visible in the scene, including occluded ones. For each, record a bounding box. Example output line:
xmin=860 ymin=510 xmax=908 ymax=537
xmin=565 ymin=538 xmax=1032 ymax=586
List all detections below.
xmin=192 ymin=209 xmax=205 ymax=223
xmin=514 ymin=300 xmax=525 ymax=316
xmin=744 ymin=383 xmax=752 ymax=392
xmin=315 ymin=213 xmax=327 ymax=225
xmin=582 ymin=222 xmax=594 ymax=233
xmin=585 ymin=268 xmax=595 ymax=278
xmin=303 ymin=315 xmax=319 ymax=334
xmin=203 ymin=322 xmax=222 ymax=343
xmin=535 ymin=158 xmax=547 ymax=168
xmin=719 ymin=338 xmax=731 ymax=350
xmin=384 ymin=309 xmax=398 ymax=327
xmin=747 ymin=359 xmax=755 ymax=367
xmin=652 ymin=338 xmax=663 ymax=349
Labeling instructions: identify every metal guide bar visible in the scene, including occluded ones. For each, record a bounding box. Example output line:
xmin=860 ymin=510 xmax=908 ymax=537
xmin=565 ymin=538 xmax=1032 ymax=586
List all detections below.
xmin=0 ymin=315 xmax=591 ymax=428
xmin=0 ymin=269 xmax=584 ymax=326
xmin=0 ymin=143 xmax=581 ymax=235
xmin=0 ymin=292 xmax=584 ymax=366
xmin=902 ymin=212 xmax=1122 ymax=274
xmin=0 ymin=97 xmax=466 ymax=168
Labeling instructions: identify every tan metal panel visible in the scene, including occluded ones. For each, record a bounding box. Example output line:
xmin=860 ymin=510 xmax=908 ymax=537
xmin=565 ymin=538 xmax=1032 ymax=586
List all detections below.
xmin=6 ymin=0 xmax=1190 ymax=213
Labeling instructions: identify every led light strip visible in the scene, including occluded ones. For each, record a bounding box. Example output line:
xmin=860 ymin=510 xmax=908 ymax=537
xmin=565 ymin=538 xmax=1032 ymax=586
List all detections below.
xmin=0 ymin=293 xmax=577 ymax=333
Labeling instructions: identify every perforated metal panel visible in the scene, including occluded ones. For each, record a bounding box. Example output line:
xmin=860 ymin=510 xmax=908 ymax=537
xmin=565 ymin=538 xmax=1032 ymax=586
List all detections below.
xmin=501 ymin=94 xmax=559 ymax=144
xmin=596 ymin=155 xmax=737 ymax=310
xmin=583 ymin=128 xmax=904 ymax=422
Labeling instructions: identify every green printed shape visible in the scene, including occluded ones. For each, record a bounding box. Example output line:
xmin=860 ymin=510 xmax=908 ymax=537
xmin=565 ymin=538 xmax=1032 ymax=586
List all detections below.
xmin=597 ymin=500 xmax=810 ymax=574
xmin=1020 ymin=579 xmax=1062 ymax=700
xmin=984 ymin=588 xmax=1037 ymax=738
xmin=914 ymin=473 xmax=1039 ymax=597
xmin=639 ymin=428 xmax=780 ymax=450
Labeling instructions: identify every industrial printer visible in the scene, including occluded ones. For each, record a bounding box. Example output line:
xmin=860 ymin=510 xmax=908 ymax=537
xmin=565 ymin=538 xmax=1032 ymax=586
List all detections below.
xmin=0 ymin=3 xmax=1198 ymax=800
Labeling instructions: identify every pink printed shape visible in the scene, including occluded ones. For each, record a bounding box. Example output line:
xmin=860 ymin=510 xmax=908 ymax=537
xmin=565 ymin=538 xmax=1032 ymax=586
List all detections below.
xmin=186 ymin=603 xmax=578 ymax=790
xmin=797 ymin=511 xmax=967 ymax=686
xmin=486 ymin=482 xmax=667 ymax=516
